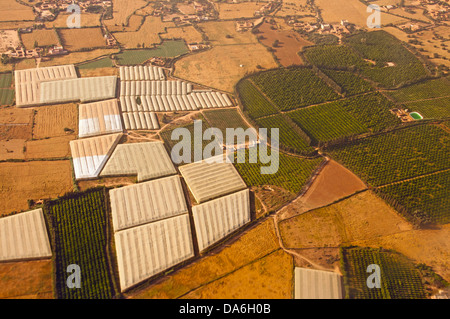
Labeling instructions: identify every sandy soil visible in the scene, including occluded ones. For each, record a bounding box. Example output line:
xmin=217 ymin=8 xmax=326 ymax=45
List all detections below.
xmin=0 ymin=160 xmax=73 ymax=216
xmin=77 ymin=176 xmax=137 ymax=192
xmin=0 ymin=107 xmax=33 ymax=140
xmin=32 ymin=103 xmax=78 ymax=139
xmin=59 ymin=28 xmax=107 ymax=51
xmin=25 ymin=135 xmax=75 ymax=159
xmin=0 ymin=139 xmax=25 ymax=160
xmin=0 ymin=260 xmax=53 ymax=299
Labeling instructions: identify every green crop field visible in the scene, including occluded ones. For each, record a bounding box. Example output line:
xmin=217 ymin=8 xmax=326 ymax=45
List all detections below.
xmin=328 ymin=124 xmax=450 ymax=187
xmin=77 ymin=57 xmax=114 ymax=69
xmin=0 ymin=72 xmax=12 ymax=88
xmin=377 ymin=170 xmax=450 ymax=224
xmin=255 ymin=114 xmax=314 ymax=154
xmin=386 ymin=77 xmax=450 ymax=102
xmin=322 ymin=69 xmax=374 ymax=96
xmin=44 ymin=188 xmax=117 ymax=299
xmin=0 ymin=89 xmax=14 ymax=105
xmin=250 ymin=67 xmax=340 ymax=111
xmin=234 ymin=149 xmax=323 ymax=193
xmin=341 ymin=247 xmax=426 ymax=299
xmin=304 ymin=45 xmax=367 ymax=69
xmin=403 ymin=97 xmax=450 ymax=119
xmin=203 ymin=108 xmax=249 ymax=135
xmin=116 ymin=40 xmax=188 ymax=65
xmin=236 ymin=79 xmax=279 ymax=119
xmin=288 ymin=101 xmax=367 ymax=144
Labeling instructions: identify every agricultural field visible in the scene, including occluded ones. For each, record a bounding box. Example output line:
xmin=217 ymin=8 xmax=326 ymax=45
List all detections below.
xmin=386 ymin=77 xmax=450 ymax=102
xmin=217 ymin=2 xmax=262 ymax=19
xmin=44 ymin=188 xmax=118 ymax=299
xmin=130 ymin=218 xmax=281 ymax=298
xmin=116 ymin=40 xmax=188 ymax=65
xmin=21 ymin=29 xmax=60 ymax=50
xmin=235 ymin=79 xmax=279 ymax=119
xmin=0 ymin=107 xmax=33 ymax=140
xmin=0 ymin=260 xmax=53 ymax=299
xmin=256 ymin=22 xmax=313 ymax=67
xmin=113 ymin=16 xmax=173 ymax=48
xmin=39 ymin=49 xmax=119 ymax=67
xmin=77 ymin=57 xmax=115 ymax=69
xmin=328 ymin=124 xmax=450 ymax=187
xmin=0 ymin=73 xmax=12 ymax=89
xmin=199 ymin=21 xmax=259 ymax=46
xmin=341 ymin=247 xmax=426 ymax=299
xmin=103 ymin=0 xmax=148 ymax=32
xmin=161 ymin=26 xmax=203 ymax=44
xmin=304 ymin=45 xmax=368 ymax=69
xmin=59 ymin=28 xmax=107 ymax=51
xmin=249 ymin=68 xmax=340 ymax=111
xmin=174 ymin=44 xmax=278 ymax=92
xmin=401 ymin=97 xmax=450 ymax=119
xmin=109 ymin=14 xmax=144 ymax=33
xmin=0 ymin=0 xmax=35 ymax=22
xmin=46 ymin=13 xmax=102 ymax=28
xmin=32 ymin=103 xmax=78 ymax=139
xmin=279 ymin=191 xmax=412 ymax=249
xmin=0 ymin=160 xmax=73 ymax=216
xmin=277 ymin=0 xmax=314 ymax=17
xmin=254 ymin=114 xmax=314 ymax=154
xmin=376 ymin=170 xmax=450 ymax=224
xmin=78 ymin=67 xmax=118 ymax=77
xmin=0 ymin=139 xmax=25 ymax=160
xmin=0 ymin=89 xmax=14 ymax=105
xmin=25 ymin=136 xmax=75 ymax=159
xmin=202 ymin=108 xmax=250 ymax=137
xmin=234 ymin=149 xmax=324 ymax=194
xmin=321 ymin=70 xmax=374 ymax=96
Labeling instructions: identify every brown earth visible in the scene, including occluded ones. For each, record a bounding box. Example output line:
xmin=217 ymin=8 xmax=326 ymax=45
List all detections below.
xmin=77 ymin=176 xmax=137 ymax=192
xmin=0 ymin=139 xmax=25 ymax=160
xmin=0 ymin=160 xmax=74 ymax=216
xmin=32 ymin=103 xmax=78 ymax=139
xmin=59 ymin=28 xmax=107 ymax=51
xmin=0 ymin=107 xmax=33 ymax=140
xmin=78 ymin=67 xmax=118 ymax=78
xmin=0 ymin=260 xmax=53 ymax=299
xmin=257 ymin=22 xmax=313 ymax=67
xmin=253 ymin=185 xmax=296 ymax=218
xmin=25 ymin=135 xmax=75 ymax=159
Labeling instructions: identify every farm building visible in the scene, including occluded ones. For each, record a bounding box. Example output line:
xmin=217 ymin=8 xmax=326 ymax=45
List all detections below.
xmin=70 ymin=133 xmax=123 ymax=180
xmin=294 ymin=268 xmax=343 ymax=299
xmin=78 ymin=99 xmax=123 ymax=138
xmin=0 ymin=208 xmax=52 ymax=262
xmin=100 ymin=141 xmax=176 ymax=182
xmin=40 ymin=76 xmax=118 ymax=104
xmin=179 ymin=155 xmax=247 ymax=203
xmin=14 ymin=64 xmax=78 ymax=107
xmin=119 ymin=65 xmax=166 ymax=81
xmin=122 ymin=112 xmax=159 ymax=130
xmin=109 ymin=175 xmax=187 ymax=231
xmin=192 ymin=189 xmax=251 ymax=252
xmin=114 ymin=214 xmax=194 ymax=291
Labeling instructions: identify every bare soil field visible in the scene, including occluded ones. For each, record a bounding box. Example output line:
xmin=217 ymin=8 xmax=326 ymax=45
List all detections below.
xmin=32 ymin=103 xmax=77 ymax=139
xmin=0 ymin=107 xmax=33 ymax=140
xmin=78 ymin=67 xmax=118 ymax=77
xmin=129 ymin=218 xmax=280 ymax=298
xmin=257 ymin=22 xmax=313 ymax=66
xmin=353 ymin=224 xmax=450 ymax=282
xmin=253 ymin=185 xmax=296 ymax=218
xmin=39 ymin=49 xmax=118 ymax=67
xmin=46 ymin=13 xmax=102 ymax=28
xmin=103 ymin=0 xmax=148 ymax=31
xmin=25 ymin=135 xmax=75 ymax=159
xmin=199 ymin=20 xmax=259 ymax=46
xmin=0 ymin=160 xmax=73 ymax=216
xmin=291 ymin=247 xmax=341 ymax=272
xmin=113 ymin=16 xmax=173 ymax=48
xmin=0 ymin=0 xmax=35 ymax=22
xmin=279 ymin=191 xmax=412 ymax=248
xmin=59 ymin=28 xmax=106 ymax=51
xmin=217 ymin=2 xmax=262 ymax=19
xmin=315 ymin=0 xmax=408 ymax=27
xmin=181 ymin=249 xmax=293 ymax=299
xmin=77 ymin=176 xmax=137 ymax=192
xmin=0 ymin=139 xmax=25 ymax=160
xmin=174 ymin=44 xmax=278 ymax=92
xmin=161 ymin=26 xmax=203 ymax=44
xmin=0 ymin=260 xmax=53 ymax=299
xmin=21 ymin=29 xmax=60 ymax=50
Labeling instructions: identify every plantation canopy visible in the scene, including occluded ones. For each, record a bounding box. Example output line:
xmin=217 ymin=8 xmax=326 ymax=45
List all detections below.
xmin=192 ymin=189 xmax=251 ymax=251
xmin=179 ymin=155 xmax=247 ymax=203
xmin=78 ymin=99 xmax=123 ymax=138
xmin=0 ymin=208 xmax=52 ymax=261
xmin=70 ymin=133 xmax=123 ymax=179
xmin=109 ymin=175 xmax=187 ymax=231
xmin=100 ymin=141 xmax=176 ymax=182
xmin=114 ymin=214 xmax=194 ymax=291
xmin=14 ymin=64 xmax=78 ymax=107
xmin=40 ymin=76 xmax=118 ymax=104
xmin=294 ymin=268 xmax=343 ymax=299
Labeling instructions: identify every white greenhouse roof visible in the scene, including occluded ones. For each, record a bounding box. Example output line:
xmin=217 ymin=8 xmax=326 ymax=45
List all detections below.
xmin=109 ymin=175 xmax=187 ymax=231
xmin=294 ymin=268 xmax=343 ymax=299
xmin=0 ymin=208 xmax=52 ymax=261
xmin=79 ymin=99 xmax=123 ymax=138
xmin=100 ymin=141 xmax=176 ymax=182
xmin=119 ymin=65 xmax=165 ymax=81
xmin=114 ymin=214 xmax=194 ymax=291
xmin=122 ymin=112 xmax=159 ymax=130
xmin=192 ymin=189 xmax=250 ymax=252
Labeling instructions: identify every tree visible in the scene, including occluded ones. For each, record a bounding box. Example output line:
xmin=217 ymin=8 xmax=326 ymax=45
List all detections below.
xmin=272 ymin=40 xmax=279 ymax=47
xmin=136 ymin=96 xmax=142 ymax=105
xmin=34 ymin=40 xmax=39 ymax=48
